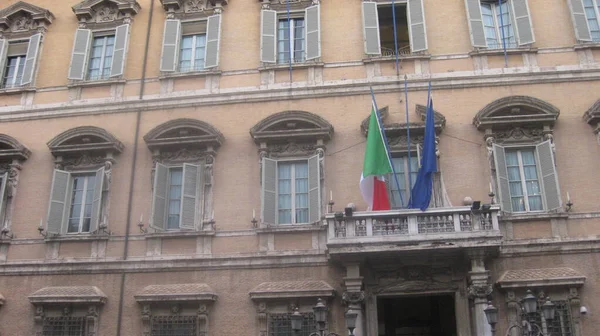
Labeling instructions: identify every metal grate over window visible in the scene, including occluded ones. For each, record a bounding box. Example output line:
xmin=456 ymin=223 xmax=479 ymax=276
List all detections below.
xmin=269 ymin=312 xmax=316 ymax=336
xmin=151 ymin=315 xmax=199 ymax=336
xmin=42 ymin=316 xmax=86 ymax=336
xmin=520 ymin=300 xmax=573 ymax=336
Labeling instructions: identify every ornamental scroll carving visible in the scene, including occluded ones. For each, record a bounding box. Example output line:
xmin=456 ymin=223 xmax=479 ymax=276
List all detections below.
xmin=161 ymin=0 xmax=228 ymax=19
xmin=467 ymin=284 xmax=493 ymax=299
xmin=342 ymin=291 xmax=365 ymax=305
xmin=371 ymin=266 xmax=458 ymax=295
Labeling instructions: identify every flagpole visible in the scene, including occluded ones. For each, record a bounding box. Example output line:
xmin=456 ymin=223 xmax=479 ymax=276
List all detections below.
xmin=498 ymin=0 xmax=508 ymax=68
xmin=404 ymin=75 xmax=412 ymax=208
xmin=369 ymin=86 xmax=404 ymax=207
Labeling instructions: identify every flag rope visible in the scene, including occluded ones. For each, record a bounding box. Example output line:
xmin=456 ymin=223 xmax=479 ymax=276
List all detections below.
xmin=499 ymin=0 xmax=509 ymax=67
xmin=391 ymin=0 xmax=400 ymax=76
xmin=286 ymin=0 xmax=293 ymax=83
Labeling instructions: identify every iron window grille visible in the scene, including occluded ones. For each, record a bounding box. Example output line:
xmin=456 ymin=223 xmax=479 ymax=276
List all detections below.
xmin=520 ymin=300 xmax=573 ymax=336
xmin=151 ymin=315 xmax=201 ymax=336
xmin=269 ymin=312 xmax=316 ymax=336
xmin=42 ymin=316 xmax=86 ymax=336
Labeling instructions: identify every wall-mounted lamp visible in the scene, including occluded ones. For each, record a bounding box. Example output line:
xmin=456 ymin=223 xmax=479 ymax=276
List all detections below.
xmin=138 ymin=214 xmax=148 ymax=234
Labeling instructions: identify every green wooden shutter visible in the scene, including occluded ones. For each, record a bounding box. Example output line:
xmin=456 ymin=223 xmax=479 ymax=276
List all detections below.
xmin=110 ymin=24 xmax=130 ymax=78
xmin=567 ymin=0 xmax=592 ymax=42
xmin=493 ymin=144 xmax=512 ymax=213
xmin=261 ymin=10 xmax=277 ymax=63
xmin=68 ymin=29 xmax=92 ymax=80
xmin=205 ymin=14 xmax=222 ymax=68
xmin=47 ymin=169 xmax=70 ymax=234
xmin=0 ymin=172 xmax=8 ymax=228
xmin=89 ymin=167 xmax=105 ymax=233
xmin=510 ymin=0 xmax=535 ymax=45
xmin=408 ymin=0 xmax=428 ymax=52
xmin=536 ymin=140 xmax=562 ymax=211
xmin=464 ymin=0 xmax=487 ymax=48
xmin=261 ymin=157 xmax=277 ymax=225
xmin=0 ymin=39 xmax=7 ymax=84
xmin=308 ymin=155 xmax=321 ymax=224
xmin=180 ymin=163 xmax=200 ymax=230
xmin=21 ymin=33 xmax=41 ymax=86
xmin=160 ymin=19 xmax=181 ymax=72
xmin=362 ymin=1 xmax=381 ymax=55
xmin=305 ymin=4 xmax=321 ymax=60
xmin=150 ymin=163 xmax=168 ymax=231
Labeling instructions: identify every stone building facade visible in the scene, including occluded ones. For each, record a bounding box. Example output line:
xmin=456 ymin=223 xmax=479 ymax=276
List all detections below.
xmin=0 ymin=0 xmax=599 ymax=335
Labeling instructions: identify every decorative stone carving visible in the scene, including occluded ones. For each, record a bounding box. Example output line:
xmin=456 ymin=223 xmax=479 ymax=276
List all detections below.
xmin=144 ymin=118 xmax=224 ymax=154
xmin=47 ymin=126 xmax=124 ymax=163
xmin=251 ymin=111 xmax=334 ymax=146
xmin=0 ymin=2 xmax=55 ymax=38
xmin=342 ymin=291 xmax=365 ymax=305
xmin=260 ymin=0 xmax=317 ymax=11
xmin=467 ymin=284 xmax=493 ymax=299
xmin=583 ymin=99 xmax=600 ymax=145
xmin=160 ymin=0 xmax=228 ymax=19
xmin=72 ymin=0 xmax=141 ymax=27
xmin=371 ymin=266 xmax=458 ymax=295
xmin=0 ymin=135 xmax=30 ymax=231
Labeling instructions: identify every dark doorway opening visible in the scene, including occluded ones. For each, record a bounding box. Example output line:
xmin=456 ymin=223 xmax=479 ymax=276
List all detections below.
xmin=377 ymin=294 xmax=457 ymax=336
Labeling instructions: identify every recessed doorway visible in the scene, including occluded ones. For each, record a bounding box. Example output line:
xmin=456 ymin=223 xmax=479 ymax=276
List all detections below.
xmin=377 ymin=294 xmax=457 ymax=336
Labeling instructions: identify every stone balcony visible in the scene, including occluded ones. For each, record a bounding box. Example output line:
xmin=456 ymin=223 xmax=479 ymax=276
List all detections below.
xmin=325 ymin=206 xmax=503 ymax=258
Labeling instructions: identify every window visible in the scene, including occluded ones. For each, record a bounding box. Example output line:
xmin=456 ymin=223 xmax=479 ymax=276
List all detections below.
xmin=277 ymin=17 xmax=306 ymax=64
xmin=277 ymin=161 xmax=309 ymax=224
xmin=0 ymin=36 xmax=42 ymax=88
xmin=388 ymin=155 xmax=418 ymax=208
xmin=269 ymin=312 xmax=316 ymax=336
xmin=583 ymin=0 xmax=600 ymax=41
xmin=481 ymin=1 xmax=517 ymax=49
xmin=87 ymin=35 xmax=115 ymax=81
xmin=67 ymin=174 xmax=97 ymax=233
xmin=361 ymin=1 xmax=428 ymax=56
xmin=151 ymin=315 xmax=199 ymax=336
xmin=42 ymin=316 xmax=87 ymax=336
xmin=167 ymin=167 xmax=183 ymax=229
xmin=520 ymin=301 xmax=574 ymax=336
xmin=505 ymin=148 xmax=542 ymax=212
xmin=180 ymin=33 xmax=206 ymax=72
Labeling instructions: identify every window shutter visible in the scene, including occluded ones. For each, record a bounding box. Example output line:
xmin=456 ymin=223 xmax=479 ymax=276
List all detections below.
xmin=362 ymin=1 xmax=381 ymax=55
xmin=567 ymin=0 xmax=592 ymax=42
xmin=305 ymin=4 xmax=321 ymax=60
xmin=536 ymin=140 xmax=562 ymax=211
xmin=407 ymin=0 xmax=428 ymax=52
xmin=308 ymin=155 xmax=321 ymax=224
xmin=20 ymin=33 xmax=42 ymax=86
xmin=110 ymin=24 xmax=130 ymax=78
xmin=0 ymin=39 xmax=7 ymax=83
xmin=180 ymin=163 xmax=201 ymax=230
xmin=464 ymin=0 xmax=487 ymax=48
xmin=510 ymin=0 xmax=535 ymax=45
xmin=493 ymin=144 xmax=512 ymax=213
xmin=416 ymin=144 xmax=423 ymax=168
xmin=68 ymin=29 xmax=92 ymax=80
xmin=47 ymin=169 xmax=70 ymax=234
xmin=89 ymin=167 xmax=105 ymax=234
xmin=160 ymin=19 xmax=181 ymax=72
xmin=260 ymin=9 xmax=277 ymax=63
xmin=0 ymin=172 xmax=8 ymax=228
xmin=150 ymin=163 xmax=168 ymax=231
xmin=261 ymin=157 xmax=277 ymax=225
xmin=204 ymin=14 xmax=222 ymax=68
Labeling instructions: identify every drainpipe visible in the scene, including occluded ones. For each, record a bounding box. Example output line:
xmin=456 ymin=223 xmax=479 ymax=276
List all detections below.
xmin=115 ymin=0 xmax=155 ymax=335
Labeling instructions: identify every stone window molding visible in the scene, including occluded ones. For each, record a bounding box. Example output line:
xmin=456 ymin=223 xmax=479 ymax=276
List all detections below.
xmin=135 ymin=283 xmax=218 ymax=336
xmin=259 ymin=0 xmax=319 ymax=12
xmin=0 ymin=1 xmax=55 ymax=38
xmin=144 ymin=119 xmax=224 ymax=232
xmin=249 ymin=281 xmax=335 ymax=336
xmin=72 ymin=0 xmax=141 ymax=29
xmin=583 ymin=99 xmax=600 ymax=145
xmin=29 ymin=286 xmax=107 ymax=336
xmin=0 ymin=134 xmax=30 ymax=234
xmin=161 ymin=0 xmax=228 ymax=19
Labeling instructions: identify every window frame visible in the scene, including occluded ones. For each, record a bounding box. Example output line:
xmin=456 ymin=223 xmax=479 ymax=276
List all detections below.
xmin=86 ymin=32 xmax=116 ymax=81
xmin=277 ymin=12 xmax=306 ymax=64
xmin=480 ymin=0 xmax=516 ymax=49
xmin=376 ymin=3 xmax=410 ymax=55
xmin=179 ymin=32 xmax=207 ymax=72
xmin=166 ymin=165 xmax=184 ymax=230
xmin=504 ymin=147 xmax=544 ymax=213
xmin=2 ymin=52 xmax=26 ymax=89
xmin=388 ymin=153 xmax=419 ymax=209
xmin=276 ymin=159 xmax=310 ymax=225
xmin=66 ymin=172 xmax=98 ymax=234
xmin=268 ymin=311 xmax=317 ymax=336
xmin=583 ymin=0 xmax=600 ymax=41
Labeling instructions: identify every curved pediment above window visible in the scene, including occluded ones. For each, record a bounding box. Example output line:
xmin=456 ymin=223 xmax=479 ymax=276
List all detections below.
xmin=473 ymin=96 xmax=559 ymax=131
xmin=259 ymin=0 xmax=317 ymax=11
xmin=0 ymin=1 xmax=54 ymax=37
xmin=144 ymin=118 xmax=224 ymax=153
xmin=251 ymin=111 xmax=333 ymax=145
xmin=47 ymin=126 xmax=123 ymax=168
xmin=72 ymin=0 xmax=141 ymax=26
xmin=161 ymin=0 xmax=228 ymax=19
xmin=0 ymin=134 xmax=31 ymax=162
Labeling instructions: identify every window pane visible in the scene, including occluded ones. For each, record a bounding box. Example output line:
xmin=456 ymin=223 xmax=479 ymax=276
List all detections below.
xmin=82 ymin=217 xmax=91 ymax=232
xmin=67 ymin=218 xmax=80 ymax=233
xmin=511 ymin=197 xmax=525 ymax=212
xmin=528 ymin=195 xmax=543 ymax=211
xmin=509 ymin=181 xmax=523 ymax=197
xmin=526 ymin=181 xmax=541 ymax=195
xmin=278 ymin=209 xmax=292 ymax=224
xmin=296 ymin=193 xmax=308 ymax=208
xmin=520 ymin=150 xmax=535 ymax=165
xmin=507 ymin=167 xmax=521 ymax=181
xmin=296 ymin=208 xmax=309 ymax=223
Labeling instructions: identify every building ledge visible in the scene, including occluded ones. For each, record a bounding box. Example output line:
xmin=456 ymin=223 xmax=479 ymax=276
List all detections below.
xmin=44 ymin=234 xmax=111 ymax=243
xmin=29 ymin=286 xmax=107 ymax=304
xmin=159 ymin=69 xmax=221 ymax=80
xmin=257 ymin=223 xmax=325 ymax=234
xmin=574 ymin=42 xmax=600 ymax=50
xmin=249 ymin=280 xmax=335 ymax=300
xmin=258 ymin=61 xmax=324 ymax=71
xmin=500 ymin=212 xmax=568 ymax=222
xmin=144 ymin=230 xmax=216 ymax=239
xmin=134 ymin=283 xmax=218 ymax=303
xmin=363 ymin=53 xmax=431 ymax=63
xmin=469 ymin=47 xmax=538 ymax=56
xmin=497 ymin=267 xmax=586 ymax=289
xmin=0 ymin=86 xmax=36 ymax=95
xmin=67 ymin=78 xmax=126 ymax=88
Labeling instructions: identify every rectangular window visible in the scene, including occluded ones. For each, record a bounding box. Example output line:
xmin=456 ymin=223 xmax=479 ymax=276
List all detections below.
xmin=377 ymin=4 xmax=410 ymax=56
xmin=151 ymin=315 xmax=198 ymax=336
xmin=521 ymin=300 xmax=573 ymax=336
xmin=277 ymin=17 xmax=305 ymax=64
xmin=87 ymin=35 xmax=115 ymax=81
xmin=277 ymin=161 xmax=309 ymax=224
xmin=388 ymin=155 xmax=418 ymax=208
xmin=179 ymin=34 xmax=206 ymax=72
xmin=584 ymin=0 xmax=600 ymax=41
xmin=505 ymin=148 xmax=543 ymax=212
xmin=481 ymin=1 xmax=516 ymax=49
xmin=2 ymin=40 xmax=28 ymax=88
xmin=67 ymin=174 xmax=97 ymax=234
xmin=167 ymin=167 xmax=183 ymax=230
xmin=42 ymin=316 xmax=86 ymax=336
xmin=269 ymin=312 xmax=316 ymax=336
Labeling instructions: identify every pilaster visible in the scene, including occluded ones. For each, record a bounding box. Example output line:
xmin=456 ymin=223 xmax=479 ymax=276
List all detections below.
xmin=468 ymin=251 xmax=492 ymax=336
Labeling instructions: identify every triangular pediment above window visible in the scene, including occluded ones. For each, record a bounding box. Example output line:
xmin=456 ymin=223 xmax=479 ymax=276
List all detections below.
xmin=72 ymin=0 xmax=141 ymax=23
xmin=0 ymin=1 xmax=54 ymax=35
xmin=251 ymin=111 xmax=334 ymax=144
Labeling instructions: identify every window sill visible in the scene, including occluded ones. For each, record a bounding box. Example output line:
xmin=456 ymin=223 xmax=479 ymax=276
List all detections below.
xmin=159 ymin=69 xmax=222 ymax=80
xmin=500 ymin=211 xmax=568 ymax=222
xmin=258 ymin=61 xmax=325 ymax=71
xmin=0 ymin=86 xmax=36 ymax=95
xmin=144 ymin=230 xmax=216 ymax=239
xmin=574 ymin=42 xmax=600 ymax=50
xmin=469 ymin=47 xmax=538 ymax=57
xmin=67 ymin=78 xmax=126 ymax=88
xmin=363 ymin=54 xmax=431 ymax=63
xmin=257 ymin=223 xmax=326 ymax=234
xmin=44 ymin=234 xmax=111 ymax=242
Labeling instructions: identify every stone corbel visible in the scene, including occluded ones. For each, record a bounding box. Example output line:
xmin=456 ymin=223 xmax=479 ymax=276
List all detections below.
xmin=505 ymin=291 xmax=520 ymax=336
xmin=257 ymin=301 xmax=268 ymax=336
xmin=568 ymin=287 xmax=583 ymax=336
xmin=85 ymin=305 xmax=99 ymax=336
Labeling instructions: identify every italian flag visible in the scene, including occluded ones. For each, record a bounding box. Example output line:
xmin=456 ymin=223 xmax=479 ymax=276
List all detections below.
xmin=360 ymin=102 xmax=393 ymax=211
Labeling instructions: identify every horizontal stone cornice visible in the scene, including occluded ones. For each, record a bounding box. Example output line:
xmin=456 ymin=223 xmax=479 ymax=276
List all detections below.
xmin=1 ymin=65 xmax=600 ymax=122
